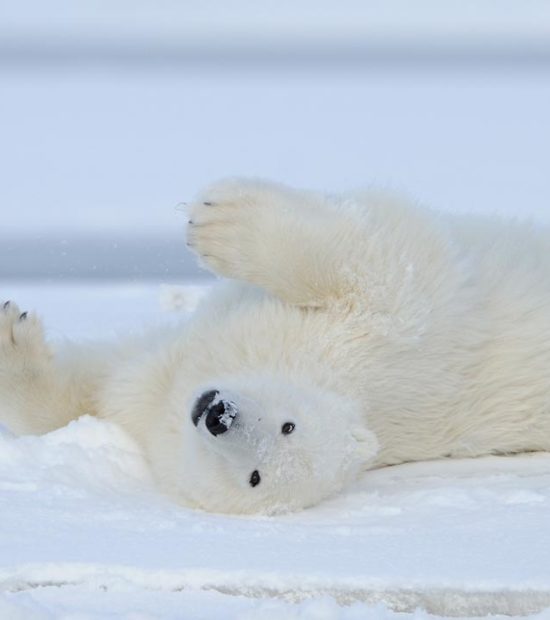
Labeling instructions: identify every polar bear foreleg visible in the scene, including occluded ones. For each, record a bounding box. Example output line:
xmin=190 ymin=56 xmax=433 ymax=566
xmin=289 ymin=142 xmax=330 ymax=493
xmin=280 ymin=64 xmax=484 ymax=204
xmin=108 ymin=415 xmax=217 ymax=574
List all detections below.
xmin=186 ymin=178 xmax=454 ymax=309
xmin=186 ymin=178 xmax=376 ymax=306
xmin=0 ymin=301 xmax=101 ymax=435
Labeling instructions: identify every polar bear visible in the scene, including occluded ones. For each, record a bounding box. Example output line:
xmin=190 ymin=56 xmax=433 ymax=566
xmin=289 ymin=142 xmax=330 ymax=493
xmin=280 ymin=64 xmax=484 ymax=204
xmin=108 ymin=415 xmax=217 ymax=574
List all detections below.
xmin=2 ymin=178 xmax=550 ymax=514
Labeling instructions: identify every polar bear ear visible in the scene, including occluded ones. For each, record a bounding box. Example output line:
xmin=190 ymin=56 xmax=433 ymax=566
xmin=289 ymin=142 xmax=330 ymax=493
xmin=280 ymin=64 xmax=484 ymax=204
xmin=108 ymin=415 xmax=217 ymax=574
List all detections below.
xmin=351 ymin=426 xmax=379 ymax=463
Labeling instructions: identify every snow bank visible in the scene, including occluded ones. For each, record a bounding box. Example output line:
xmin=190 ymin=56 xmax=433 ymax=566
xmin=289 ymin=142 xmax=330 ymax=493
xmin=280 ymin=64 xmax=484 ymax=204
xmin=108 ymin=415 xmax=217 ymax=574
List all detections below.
xmin=0 ymin=415 xmax=152 ymax=495
xmin=7 ymin=590 xmax=549 ymax=620
xmin=2 ymin=415 xmax=550 ymax=617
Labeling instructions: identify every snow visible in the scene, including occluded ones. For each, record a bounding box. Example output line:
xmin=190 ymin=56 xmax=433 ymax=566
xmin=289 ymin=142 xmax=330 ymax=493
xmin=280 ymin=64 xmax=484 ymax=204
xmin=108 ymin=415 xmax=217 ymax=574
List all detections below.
xmin=209 ymin=393 xmax=238 ymax=429
xmin=2 ymin=282 xmax=550 ymax=618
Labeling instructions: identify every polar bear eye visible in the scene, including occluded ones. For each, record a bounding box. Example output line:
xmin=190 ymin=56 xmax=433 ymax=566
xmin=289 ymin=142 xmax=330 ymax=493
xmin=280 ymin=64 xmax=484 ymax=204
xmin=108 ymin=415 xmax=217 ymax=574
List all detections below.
xmin=249 ymin=470 xmax=261 ymax=487
xmin=281 ymin=422 xmax=295 ymax=435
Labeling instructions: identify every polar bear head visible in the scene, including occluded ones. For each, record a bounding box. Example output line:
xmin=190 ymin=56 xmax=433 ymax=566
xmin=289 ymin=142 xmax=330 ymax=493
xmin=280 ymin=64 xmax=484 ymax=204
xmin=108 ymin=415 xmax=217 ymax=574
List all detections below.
xmin=163 ymin=374 xmax=378 ymax=514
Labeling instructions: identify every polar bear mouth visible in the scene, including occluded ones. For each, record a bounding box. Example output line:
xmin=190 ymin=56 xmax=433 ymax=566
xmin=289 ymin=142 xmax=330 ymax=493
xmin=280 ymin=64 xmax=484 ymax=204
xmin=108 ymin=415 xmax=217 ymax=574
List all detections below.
xmin=191 ymin=389 xmax=238 ymax=436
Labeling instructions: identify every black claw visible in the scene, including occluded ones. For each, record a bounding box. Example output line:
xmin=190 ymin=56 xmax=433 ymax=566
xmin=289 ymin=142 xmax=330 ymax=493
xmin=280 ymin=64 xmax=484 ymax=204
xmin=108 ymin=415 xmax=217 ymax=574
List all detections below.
xmin=188 ymin=220 xmax=193 ymax=225
xmin=3 ymin=301 xmax=10 ymax=310
xmin=19 ymin=311 xmax=28 ymax=321
xmin=203 ymin=201 xmax=214 ymax=206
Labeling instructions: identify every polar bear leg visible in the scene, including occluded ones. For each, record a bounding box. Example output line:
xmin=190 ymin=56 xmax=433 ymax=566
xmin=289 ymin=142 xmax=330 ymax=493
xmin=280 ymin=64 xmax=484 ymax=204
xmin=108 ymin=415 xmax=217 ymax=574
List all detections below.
xmin=187 ymin=178 xmax=456 ymax=308
xmin=0 ymin=301 xmax=95 ymax=434
xmin=187 ymin=178 xmax=368 ymax=306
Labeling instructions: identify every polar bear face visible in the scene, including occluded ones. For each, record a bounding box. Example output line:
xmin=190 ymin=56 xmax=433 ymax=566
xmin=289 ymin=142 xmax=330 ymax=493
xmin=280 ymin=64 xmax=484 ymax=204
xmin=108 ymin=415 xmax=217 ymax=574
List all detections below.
xmin=173 ymin=374 xmax=379 ymax=514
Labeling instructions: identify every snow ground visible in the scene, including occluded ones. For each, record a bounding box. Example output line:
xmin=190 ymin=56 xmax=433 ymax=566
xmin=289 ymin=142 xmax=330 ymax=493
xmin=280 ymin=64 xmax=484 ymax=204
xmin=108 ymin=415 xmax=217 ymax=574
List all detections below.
xmin=1 ymin=281 xmax=550 ymax=619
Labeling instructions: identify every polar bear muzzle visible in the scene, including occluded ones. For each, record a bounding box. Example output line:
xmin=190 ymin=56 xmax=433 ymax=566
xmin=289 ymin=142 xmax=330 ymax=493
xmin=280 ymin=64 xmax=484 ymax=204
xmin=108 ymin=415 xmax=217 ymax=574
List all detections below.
xmin=191 ymin=389 xmax=238 ymax=436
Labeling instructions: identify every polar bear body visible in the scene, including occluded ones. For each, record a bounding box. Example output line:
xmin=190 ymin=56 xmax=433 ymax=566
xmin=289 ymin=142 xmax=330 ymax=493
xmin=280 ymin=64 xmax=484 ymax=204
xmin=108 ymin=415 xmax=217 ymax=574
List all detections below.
xmin=2 ymin=179 xmax=550 ymax=513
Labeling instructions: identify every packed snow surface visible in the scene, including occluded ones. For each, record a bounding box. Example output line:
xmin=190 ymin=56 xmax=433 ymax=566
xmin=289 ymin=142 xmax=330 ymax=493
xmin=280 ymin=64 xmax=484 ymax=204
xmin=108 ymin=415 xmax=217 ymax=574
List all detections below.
xmin=1 ymin=282 xmax=550 ymax=619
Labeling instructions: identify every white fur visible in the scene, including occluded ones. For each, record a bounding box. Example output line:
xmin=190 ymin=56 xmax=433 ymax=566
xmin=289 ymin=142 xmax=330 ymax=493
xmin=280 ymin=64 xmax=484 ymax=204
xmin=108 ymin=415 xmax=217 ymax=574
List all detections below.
xmin=3 ymin=178 xmax=550 ymax=514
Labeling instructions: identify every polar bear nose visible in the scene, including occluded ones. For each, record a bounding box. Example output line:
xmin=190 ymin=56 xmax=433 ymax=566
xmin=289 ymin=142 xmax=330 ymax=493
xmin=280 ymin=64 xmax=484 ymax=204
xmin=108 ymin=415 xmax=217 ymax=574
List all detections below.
xmin=192 ymin=390 xmax=238 ymax=436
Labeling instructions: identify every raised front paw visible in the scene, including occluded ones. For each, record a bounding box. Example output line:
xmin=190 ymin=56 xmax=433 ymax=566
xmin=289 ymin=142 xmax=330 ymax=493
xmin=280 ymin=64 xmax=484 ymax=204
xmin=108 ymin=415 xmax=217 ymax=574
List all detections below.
xmin=0 ymin=302 xmax=56 ymax=434
xmin=186 ymin=178 xmax=292 ymax=280
xmin=0 ymin=301 xmax=50 ymax=364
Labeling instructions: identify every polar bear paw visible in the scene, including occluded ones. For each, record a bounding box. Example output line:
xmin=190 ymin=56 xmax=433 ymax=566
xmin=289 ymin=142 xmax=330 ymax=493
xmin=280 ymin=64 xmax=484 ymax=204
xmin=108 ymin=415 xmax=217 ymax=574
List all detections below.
xmin=0 ymin=301 xmax=57 ymax=434
xmin=186 ymin=178 xmax=288 ymax=280
xmin=0 ymin=301 xmax=51 ymax=368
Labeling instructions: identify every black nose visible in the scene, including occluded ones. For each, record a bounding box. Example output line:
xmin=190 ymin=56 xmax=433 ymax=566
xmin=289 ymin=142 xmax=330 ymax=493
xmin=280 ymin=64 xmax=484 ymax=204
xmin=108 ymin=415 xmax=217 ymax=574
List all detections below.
xmin=191 ymin=389 xmax=238 ymax=436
